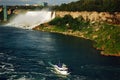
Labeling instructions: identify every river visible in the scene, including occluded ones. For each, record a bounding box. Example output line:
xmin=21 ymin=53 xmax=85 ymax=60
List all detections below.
xmin=0 ymin=26 xmax=120 ymax=80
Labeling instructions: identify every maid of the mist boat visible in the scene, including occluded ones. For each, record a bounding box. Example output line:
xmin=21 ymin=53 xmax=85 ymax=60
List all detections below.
xmin=48 ymin=62 xmax=70 ymax=76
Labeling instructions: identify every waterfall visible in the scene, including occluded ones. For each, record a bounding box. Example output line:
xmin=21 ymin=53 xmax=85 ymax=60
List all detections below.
xmin=7 ymin=9 xmax=55 ymax=29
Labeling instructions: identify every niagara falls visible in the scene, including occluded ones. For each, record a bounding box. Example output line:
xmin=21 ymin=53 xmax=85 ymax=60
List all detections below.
xmin=0 ymin=0 xmax=120 ymax=80
xmin=7 ymin=9 xmax=55 ymax=29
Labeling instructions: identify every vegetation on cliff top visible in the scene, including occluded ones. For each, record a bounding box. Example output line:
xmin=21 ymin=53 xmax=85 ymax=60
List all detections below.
xmin=53 ymin=0 xmax=120 ymax=12
xmin=34 ymin=15 xmax=120 ymax=56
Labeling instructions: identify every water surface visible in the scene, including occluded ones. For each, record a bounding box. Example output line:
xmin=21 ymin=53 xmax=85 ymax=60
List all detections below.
xmin=0 ymin=26 xmax=120 ymax=80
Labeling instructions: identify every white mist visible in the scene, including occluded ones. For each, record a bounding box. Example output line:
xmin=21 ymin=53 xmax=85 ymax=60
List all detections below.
xmin=7 ymin=9 xmax=55 ymax=29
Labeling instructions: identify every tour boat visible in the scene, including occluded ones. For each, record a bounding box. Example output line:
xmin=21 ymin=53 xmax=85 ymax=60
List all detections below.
xmin=48 ymin=62 xmax=70 ymax=76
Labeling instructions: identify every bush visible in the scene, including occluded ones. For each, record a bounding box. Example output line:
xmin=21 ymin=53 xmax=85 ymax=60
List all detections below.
xmin=49 ymin=17 xmax=63 ymax=26
xmin=49 ymin=14 xmax=90 ymax=31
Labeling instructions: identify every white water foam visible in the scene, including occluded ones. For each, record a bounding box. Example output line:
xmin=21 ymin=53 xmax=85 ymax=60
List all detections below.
xmin=16 ymin=76 xmax=33 ymax=80
xmin=7 ymin=9 xmax=55 ymax=29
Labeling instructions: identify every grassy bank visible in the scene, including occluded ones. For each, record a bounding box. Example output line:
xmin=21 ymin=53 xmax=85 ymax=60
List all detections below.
xmin=33 ymin=15 xmax=120 ymax=56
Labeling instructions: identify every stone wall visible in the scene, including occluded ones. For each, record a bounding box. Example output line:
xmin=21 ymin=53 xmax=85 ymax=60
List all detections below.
xmin=56 ymin=11 xmax=120 ymax=24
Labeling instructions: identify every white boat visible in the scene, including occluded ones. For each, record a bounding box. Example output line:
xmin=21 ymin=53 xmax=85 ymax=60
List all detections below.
xmin=48 ymin=62 xmax=70 ymax=76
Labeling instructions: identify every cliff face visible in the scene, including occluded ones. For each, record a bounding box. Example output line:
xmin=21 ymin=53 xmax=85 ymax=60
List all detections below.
xmin=56 ymin=11 xmax=120 ymax=24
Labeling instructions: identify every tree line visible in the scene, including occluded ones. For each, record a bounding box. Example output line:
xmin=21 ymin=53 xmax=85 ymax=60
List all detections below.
xmin=53 ymin=0 xmax=120 ymax=12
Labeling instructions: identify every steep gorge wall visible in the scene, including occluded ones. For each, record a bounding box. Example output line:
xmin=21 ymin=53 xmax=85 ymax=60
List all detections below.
xmin=1 ymin=7 xmax=120 ymax=24
xmin=56 ymin=11 xmax=120 ymax=24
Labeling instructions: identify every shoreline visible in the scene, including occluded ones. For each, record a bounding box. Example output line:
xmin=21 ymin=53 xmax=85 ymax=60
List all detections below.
xmin=33 ymin=26 xmax=120 ymax=57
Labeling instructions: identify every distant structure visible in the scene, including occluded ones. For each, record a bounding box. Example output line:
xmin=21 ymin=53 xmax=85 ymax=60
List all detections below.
xmin=43 ymin=2 xmax=48 ymax=7
xmin=3 ymin=5 xmax=7 ymax=21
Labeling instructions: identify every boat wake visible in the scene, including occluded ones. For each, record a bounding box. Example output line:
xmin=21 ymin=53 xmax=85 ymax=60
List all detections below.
xmin=6 ymin=9 xmax=55 ymax=29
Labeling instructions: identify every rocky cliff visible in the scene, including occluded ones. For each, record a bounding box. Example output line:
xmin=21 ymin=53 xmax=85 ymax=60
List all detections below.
xmin=56 ymin=11 xmax=120 ymax=24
